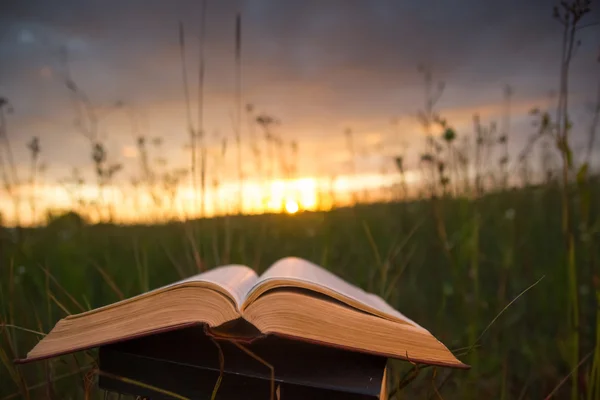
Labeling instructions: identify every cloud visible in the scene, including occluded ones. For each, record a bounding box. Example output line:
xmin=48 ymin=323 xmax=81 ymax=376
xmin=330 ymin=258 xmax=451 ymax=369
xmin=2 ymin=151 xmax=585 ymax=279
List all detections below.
xmin=0 ymin=0 xmax=598 ymax=185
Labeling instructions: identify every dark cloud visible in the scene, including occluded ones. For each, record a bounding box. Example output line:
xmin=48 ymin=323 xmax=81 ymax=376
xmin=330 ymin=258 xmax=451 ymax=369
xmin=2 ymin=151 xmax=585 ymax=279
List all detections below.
xmin=0 ymin=0 xmax=598 ymax=180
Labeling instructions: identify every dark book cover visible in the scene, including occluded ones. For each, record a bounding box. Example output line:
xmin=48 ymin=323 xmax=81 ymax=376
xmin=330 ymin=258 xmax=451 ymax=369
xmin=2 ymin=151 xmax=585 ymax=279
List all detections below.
xmin=98 ymin=324 xmax=388 ymax=399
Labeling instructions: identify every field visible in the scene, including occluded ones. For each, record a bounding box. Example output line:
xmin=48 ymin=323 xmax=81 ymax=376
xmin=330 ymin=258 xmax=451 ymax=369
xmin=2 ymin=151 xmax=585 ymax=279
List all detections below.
xmin=1 ymin=1 xmax=599 ymax=398
xmin=1 ymin=178 xmax=599 ymax=399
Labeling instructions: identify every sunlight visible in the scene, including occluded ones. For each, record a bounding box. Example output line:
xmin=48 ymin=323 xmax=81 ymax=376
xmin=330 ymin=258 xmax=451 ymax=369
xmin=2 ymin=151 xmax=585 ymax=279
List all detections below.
xmin=296 ymin=178 xmax=317 ymax=209
xmin=284 ymin=199 xmax=299 ymax=214
xmin=0 ymin=172 xmax=424 ymax=226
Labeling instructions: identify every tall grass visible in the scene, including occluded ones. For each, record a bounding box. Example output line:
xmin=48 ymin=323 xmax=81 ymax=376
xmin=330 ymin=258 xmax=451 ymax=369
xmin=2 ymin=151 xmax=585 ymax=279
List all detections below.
xmin=3 ymin=188 xmax=598 ymax=398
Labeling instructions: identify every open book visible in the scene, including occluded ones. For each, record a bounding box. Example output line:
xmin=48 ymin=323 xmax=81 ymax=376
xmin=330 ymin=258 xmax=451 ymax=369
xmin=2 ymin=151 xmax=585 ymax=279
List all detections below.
xmin=19 ymin=257 xmax=467 ymax=368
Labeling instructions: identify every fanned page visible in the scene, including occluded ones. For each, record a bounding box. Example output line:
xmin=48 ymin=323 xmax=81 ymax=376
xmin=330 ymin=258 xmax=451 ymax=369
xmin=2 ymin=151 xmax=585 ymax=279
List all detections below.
xmin=19 ymin=265 xmax=259 ymax=363
xmin=67 ymin=265 xmax=258 ymax=320
xmin=242 ymin=257 xmax=424 ymax=330
xmin=170 ymin=265 xmax=258 ymax=309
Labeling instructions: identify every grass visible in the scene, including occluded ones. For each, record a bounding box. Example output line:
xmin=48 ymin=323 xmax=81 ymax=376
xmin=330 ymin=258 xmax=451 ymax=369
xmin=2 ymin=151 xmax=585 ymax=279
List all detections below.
xmin=0 ymin=1 xmax=598 ymax=398
xmin=1 ymin=178 xmax=599 ymax=399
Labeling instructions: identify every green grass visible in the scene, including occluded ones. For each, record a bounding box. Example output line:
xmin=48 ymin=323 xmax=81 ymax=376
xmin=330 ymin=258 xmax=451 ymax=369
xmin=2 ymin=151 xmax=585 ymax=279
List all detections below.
xmin=1 ymin=178 xmax=599 ymax=399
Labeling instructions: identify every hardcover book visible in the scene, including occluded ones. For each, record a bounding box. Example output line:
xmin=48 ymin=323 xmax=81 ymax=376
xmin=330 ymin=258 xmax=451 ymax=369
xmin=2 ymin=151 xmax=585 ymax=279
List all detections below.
xmin=98 ymin=325 xmax=390 ymax=399
xmin=18 ymin=257 xmax=466 ymax=369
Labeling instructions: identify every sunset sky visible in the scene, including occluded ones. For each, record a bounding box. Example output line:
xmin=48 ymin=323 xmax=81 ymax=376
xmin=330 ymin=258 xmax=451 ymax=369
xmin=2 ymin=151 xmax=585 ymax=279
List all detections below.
xmin=0 ymin=0 xmax=599 ymax=224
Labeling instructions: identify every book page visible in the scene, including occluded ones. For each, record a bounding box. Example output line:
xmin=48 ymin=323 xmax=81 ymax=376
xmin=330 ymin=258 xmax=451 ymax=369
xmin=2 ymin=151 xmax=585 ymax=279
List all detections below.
xmin=67 ymin=265 xmax=258 ymax=320
xmin=246 ymin=257 xmax=422 ymax=328
xmin=169 ymin=265 xmax=258 ymax=308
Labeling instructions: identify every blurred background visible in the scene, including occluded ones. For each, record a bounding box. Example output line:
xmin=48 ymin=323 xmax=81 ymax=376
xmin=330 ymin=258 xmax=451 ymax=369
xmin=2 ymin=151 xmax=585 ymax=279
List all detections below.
xmin=1 ymin=0 xmax=600 ymax=398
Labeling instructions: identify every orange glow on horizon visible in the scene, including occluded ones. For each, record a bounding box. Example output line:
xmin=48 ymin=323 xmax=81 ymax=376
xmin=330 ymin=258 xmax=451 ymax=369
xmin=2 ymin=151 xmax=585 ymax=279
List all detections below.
xmin=0 ymin=172 xmax=420 ymax=226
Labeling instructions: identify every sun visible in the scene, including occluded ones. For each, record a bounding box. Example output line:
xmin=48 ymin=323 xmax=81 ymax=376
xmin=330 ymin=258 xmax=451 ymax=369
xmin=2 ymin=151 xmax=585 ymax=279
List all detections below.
xmin=284 ymin=199 xmax=299 ymax=214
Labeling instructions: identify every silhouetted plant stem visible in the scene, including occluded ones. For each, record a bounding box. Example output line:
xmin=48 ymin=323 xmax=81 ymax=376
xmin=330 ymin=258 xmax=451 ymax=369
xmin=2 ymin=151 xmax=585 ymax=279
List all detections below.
xmin=197 ymin=0 xmax=207 ymax=218
xmin=178 ymin=22 xmax=197 ymax=212
xmin=0 ymin=100 xmax=20 ymax=226
xmin=27 ymin=137 xmax=41 ymax=225
xmin=499 ymin=85 xmax=513 ymax=189
xmin=234 ymin=13 xmax=244 ymax=214
xmin=551 ymin=2 xmax=591 ymax=398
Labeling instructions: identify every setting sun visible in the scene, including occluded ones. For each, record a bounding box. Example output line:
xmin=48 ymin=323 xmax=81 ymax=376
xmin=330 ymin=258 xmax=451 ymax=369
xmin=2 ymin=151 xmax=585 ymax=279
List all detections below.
xmin=285 ymin=200 xmax=299 ymax=214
